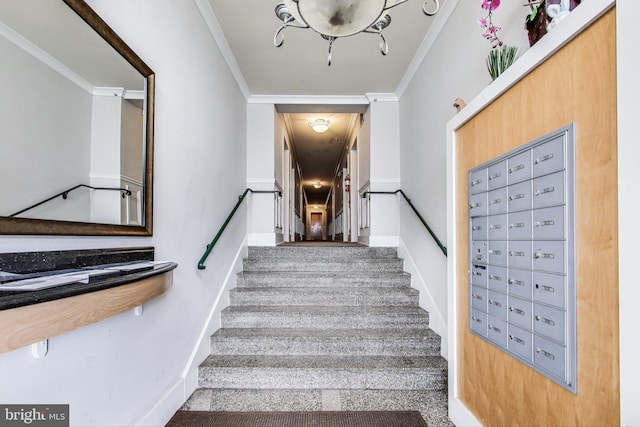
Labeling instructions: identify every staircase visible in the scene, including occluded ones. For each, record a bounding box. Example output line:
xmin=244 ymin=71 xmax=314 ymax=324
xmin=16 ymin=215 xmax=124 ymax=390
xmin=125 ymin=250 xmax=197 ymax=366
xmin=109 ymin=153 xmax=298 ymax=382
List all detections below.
xmin=182 ymin=245 xmax=450 ymax=425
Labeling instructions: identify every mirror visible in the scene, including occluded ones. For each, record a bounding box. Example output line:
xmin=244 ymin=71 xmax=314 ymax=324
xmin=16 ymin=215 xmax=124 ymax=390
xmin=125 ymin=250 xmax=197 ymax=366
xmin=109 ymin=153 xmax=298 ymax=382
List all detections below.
xmin=0 ymin=0 xmax=154 ymax=236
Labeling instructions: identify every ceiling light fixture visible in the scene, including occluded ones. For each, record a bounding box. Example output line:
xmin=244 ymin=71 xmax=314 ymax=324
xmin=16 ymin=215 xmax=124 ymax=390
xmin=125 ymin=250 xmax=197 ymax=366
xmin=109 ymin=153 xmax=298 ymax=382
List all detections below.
xmin=313 ymin=181 xmax=322 ymax=188
xmin=274 ymin=0 xmax=440 ymax=66
xmin=309 ymin=118 xmax=331 ymax=133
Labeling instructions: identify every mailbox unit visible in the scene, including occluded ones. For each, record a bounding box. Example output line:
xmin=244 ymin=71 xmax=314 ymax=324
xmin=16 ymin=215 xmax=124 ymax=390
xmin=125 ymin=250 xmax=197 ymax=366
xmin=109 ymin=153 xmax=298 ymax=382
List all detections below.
xmin=468 ymin=124 xmax=576 ymax=392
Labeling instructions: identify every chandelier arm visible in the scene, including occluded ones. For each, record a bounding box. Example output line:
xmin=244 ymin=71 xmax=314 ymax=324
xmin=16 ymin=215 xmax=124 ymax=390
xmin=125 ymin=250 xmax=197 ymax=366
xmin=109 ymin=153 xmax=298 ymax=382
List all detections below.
xmin=274 ymin=24 xmax=287 ymax=47
xmin=379 ymin=33 xmax=389 ymax=56
xmin=273 ymin=17 xmax=309 ymax=48
xmin=383 ymin=0 xmax=410 ymax=11
xmin=423 ymin=0 xmax=440 ymax=16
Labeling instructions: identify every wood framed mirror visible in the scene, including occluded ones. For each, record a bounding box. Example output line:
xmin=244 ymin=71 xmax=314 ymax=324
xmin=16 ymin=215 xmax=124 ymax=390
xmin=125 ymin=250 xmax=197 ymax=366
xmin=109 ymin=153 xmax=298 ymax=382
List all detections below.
xmin=0 ymin=0 xmax=154 ymax=236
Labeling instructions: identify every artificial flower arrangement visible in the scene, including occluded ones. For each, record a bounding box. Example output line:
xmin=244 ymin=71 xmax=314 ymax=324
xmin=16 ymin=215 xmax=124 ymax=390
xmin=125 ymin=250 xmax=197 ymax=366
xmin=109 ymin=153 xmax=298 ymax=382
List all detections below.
xmin=477 ymin=0 xmax=519 ymax=80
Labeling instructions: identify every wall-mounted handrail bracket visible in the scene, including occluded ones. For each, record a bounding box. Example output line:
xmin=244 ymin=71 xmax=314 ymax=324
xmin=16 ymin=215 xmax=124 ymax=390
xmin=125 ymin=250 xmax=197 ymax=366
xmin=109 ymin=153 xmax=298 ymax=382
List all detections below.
xmin=197 ymin=188 xmax=282 ymax=270
xmin=363 ymin=189 xmax=447 ymax=257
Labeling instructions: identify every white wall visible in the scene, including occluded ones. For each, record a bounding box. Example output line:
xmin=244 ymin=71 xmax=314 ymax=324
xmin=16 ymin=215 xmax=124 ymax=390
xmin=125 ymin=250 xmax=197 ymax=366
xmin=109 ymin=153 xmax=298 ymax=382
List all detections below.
xmin=397 ymin=0 xmax=530 ymax=357
xmin=246 ymin=103 xmax=277 ymax=245
xmin=0 ymin=1 xmax=248 ymax=426
xmin=0 ymin=35 xmax=91 ymax=220
xmin=366 ymin=95 xmax=401 ymax=247
xmin=617 ymin=1 xmax=640 ymax=425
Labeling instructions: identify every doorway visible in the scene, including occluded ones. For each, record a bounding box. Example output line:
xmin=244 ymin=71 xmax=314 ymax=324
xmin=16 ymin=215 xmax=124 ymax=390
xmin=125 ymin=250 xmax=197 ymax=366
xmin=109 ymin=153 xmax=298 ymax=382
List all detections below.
xmin=310 ymin=212 xmax=323 ymax=240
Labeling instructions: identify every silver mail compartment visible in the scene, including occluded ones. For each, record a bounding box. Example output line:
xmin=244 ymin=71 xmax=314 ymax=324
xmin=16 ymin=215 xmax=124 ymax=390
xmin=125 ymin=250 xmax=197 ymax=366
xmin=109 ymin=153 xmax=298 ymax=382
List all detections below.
xmin=533 ymin=135 xmax=565 ymax=177
xmin=507 ymin=268 xmax=532 ymax=300
xmin=533 ymin=206 xmax=565 ymax=240
xmin=508 ymin=181 xmax=532 ymax=212
xmin=534 ymin=303 xmax=566 ymax=344
xmin=488 ymin=240 xmax=508 ymax=267
xmin=508 ymin=241 xmax=532 ymax=270
xmin=488 ymin=214 xmax=508 ymax=240
xmin=488 ymin=187 xmax=508 ymax=215
xmin=471 ymin=240 xmax=488 ymax=265
xmin=470 ymin=308 xmax=488 ymax=337
xmin=471 ymin=286 xmax=488 ymax=311
xmin=469 ymin=192 xmax=488 ymax=217
xmin=471 ymin=216 xmax=488 ymax=241
xmin=508 ymin=210 xmax=532 ymax=240
xmin=488 ymin=265 xmax=508 ymax=293
xmin=534 ymin=335 xmax=566 ymax=380
xmin=508 ymin=296 xmax=533 ymax=330
xmin=487 ymin=160 xmax=507 ymax=190
xmin=533 ymin=171 xmax=565 ymax=209
xmin=508 ymin=324 xmax=533 ymax=361
xmin=469 ymin=168 xmax=487 ymax=194
xmin=533 ymin=241 xmax=565 ymax=274
xmin=471 ymin=264 xmax=488 ymax=287
xmin=487 ymin=290 xmax=507 ymax=319
xmin=508 ymin=150 xmax=532 ymax=184
xmin=488 ymin=315 xmax=508 ymax=348
xmin=533 ymin=271 xmax=566 ymax=309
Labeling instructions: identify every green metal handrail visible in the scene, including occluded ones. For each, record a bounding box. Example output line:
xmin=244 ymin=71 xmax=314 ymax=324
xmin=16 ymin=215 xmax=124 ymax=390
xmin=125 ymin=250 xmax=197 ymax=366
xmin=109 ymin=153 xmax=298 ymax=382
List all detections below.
xmin=197 ymin=188 xmax=281 ymax=270
xmin=9 ymin=184 xmax=131 ymax=217
xmin=363 ymin=190 xmax=447 ymax=257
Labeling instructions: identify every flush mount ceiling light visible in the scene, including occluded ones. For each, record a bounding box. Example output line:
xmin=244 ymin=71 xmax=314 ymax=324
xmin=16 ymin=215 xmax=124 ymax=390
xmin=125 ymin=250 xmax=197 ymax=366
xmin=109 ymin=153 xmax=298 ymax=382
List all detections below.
xmin=313 ymin=181 xmax=322 ymax=188
xmin=309 ymin=118 xmax=331 ymax=133
xmin=274 ymin=0 xmax=440 ymax=65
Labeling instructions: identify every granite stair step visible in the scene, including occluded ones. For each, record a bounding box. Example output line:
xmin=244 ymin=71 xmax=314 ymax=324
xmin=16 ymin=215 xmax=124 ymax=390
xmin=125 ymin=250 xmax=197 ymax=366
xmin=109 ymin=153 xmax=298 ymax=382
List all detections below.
xmin=198 ymin=354 xmax=447 ymax=390
xmin=209 ymin=328 xmax=441 ymax=356
xmin=248 ymin=246 xmax=398 ymax=259
xmin=221 ymin=305 xmax=430 ymax=329
xmin=229 ymin=287 xmax=419 ymax=307
xmin=242 ymin=257 xmax=404 ymax=273
xmin=236 ymin=271 xmax=412 ymax=288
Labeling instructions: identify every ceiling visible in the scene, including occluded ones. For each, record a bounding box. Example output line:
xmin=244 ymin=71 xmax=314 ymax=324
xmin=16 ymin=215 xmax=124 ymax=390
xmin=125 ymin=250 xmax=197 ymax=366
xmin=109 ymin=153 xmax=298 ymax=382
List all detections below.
xmin=0 ymin=0 xmax=144 ymax=91
xmin=207 ymin=0 xmax=443 ymax=96
xmin=206 ymin=1 xmax=445 ymax=206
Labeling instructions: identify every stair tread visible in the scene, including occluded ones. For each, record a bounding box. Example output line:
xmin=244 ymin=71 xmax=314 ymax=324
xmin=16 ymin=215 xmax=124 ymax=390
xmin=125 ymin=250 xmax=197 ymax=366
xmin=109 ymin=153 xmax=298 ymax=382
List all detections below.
xmin=212 ymin=327 xmax=438 ymax=340
xmin=201 ymin=354 xmax=447 ymax=370
xmin=223 ymin=305 xmax=428 ymax=315
xmin=238 ymin=271 xmax=410 ymax=278
xmin=231 ymin=287 xmax=418 ymax=294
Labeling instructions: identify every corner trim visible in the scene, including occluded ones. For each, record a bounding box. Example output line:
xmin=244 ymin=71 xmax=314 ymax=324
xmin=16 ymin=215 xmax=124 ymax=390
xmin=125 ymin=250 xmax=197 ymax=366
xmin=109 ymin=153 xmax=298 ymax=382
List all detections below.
xmin=194 ymin=0 xmax=251 ymax=100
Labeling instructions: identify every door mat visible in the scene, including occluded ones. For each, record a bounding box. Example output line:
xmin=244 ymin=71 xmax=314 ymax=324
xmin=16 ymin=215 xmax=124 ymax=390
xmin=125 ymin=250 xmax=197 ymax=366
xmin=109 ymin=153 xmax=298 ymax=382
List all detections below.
xmin=165 ymin=410 xmax=428 ymax=427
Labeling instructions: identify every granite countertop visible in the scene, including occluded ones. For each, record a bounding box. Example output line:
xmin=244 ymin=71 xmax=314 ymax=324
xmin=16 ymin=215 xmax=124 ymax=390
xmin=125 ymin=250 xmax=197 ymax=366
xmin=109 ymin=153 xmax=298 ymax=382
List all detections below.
xmin=0 ymin=247 xmax=177 ymax=311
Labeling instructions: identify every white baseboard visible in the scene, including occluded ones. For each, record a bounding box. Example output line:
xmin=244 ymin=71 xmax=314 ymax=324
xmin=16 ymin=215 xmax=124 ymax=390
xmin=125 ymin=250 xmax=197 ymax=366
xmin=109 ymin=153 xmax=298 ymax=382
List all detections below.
xmin=136 ymin=237 xmax=248 ymax=426
xmin=134 ymin=378 xmax=185 ymax=427
xmin=449 ymin=393 xmax=481 ymax=427
xmin=398 ymin=238 xmax=448 ymax=359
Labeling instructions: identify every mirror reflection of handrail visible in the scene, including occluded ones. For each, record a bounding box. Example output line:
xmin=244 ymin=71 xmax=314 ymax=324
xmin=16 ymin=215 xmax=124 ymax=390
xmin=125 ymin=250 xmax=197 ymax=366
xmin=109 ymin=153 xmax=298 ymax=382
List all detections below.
xmin=197 ymin=188 xmax=282 ymax=270
xmin=363 ymin=190 xmax=447 ymax=257
xmin=8 ymin=184 xmax=132 ymax=218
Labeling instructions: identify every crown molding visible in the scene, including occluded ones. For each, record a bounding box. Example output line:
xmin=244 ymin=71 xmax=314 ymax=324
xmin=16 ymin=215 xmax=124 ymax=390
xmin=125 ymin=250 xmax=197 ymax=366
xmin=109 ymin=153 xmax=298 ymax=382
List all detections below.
xmin=395 ymin=0 xmax=460 ymax=99
xmin=194 ymin=0 xmax=252 ymax=101
xmin=248 ymin=94 xmax=370 ymax=105
xmin=0 ymin=21 xmax=94 ymax=94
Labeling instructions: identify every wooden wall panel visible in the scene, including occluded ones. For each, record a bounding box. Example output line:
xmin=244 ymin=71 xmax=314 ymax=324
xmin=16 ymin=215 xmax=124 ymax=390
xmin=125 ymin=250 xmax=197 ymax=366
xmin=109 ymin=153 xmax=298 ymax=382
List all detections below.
xmin=455 ymin=9 xmax=618 ymax=426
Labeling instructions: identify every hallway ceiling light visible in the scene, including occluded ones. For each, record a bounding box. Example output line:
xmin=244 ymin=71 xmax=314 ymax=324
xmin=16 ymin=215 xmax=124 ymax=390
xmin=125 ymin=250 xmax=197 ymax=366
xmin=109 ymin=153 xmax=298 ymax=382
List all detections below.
xmin=313 ymin=181 xmax=322 ymax=188
xmin=308 ymin=118 xmax=331 ymax=133
xmin=274 ymin=0 xmax=440 ymax=66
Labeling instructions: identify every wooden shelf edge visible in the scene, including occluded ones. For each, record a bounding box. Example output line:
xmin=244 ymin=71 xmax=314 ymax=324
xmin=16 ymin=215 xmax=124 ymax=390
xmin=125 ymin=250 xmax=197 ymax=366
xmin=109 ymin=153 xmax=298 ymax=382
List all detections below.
xmin=0 ymin=271 xmax=173 ymax=354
